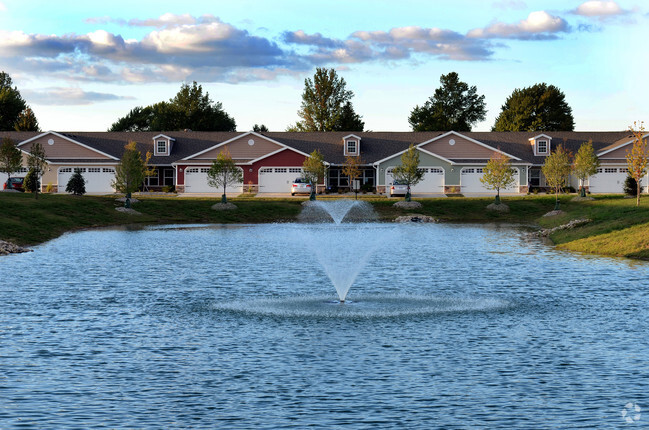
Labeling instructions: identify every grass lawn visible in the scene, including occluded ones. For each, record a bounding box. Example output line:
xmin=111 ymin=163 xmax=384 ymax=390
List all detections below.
xmin=2 ymin=192 xmax=648 ymax=260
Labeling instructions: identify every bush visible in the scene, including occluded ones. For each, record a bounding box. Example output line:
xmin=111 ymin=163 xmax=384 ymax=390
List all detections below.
xmin=46 ymin=182 xmax=53 ymax=193
xmin=162 ymin=185 xmax=176 ymax=193
xmin=624 ymin=176 xmax=637 ymax=196
xmin=66 ymin=169 xmax=86 ymax=195
xmin=23 ymin=168 xmax=40 ymax=193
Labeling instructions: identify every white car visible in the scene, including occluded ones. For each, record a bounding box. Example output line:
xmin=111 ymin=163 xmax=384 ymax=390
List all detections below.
xmin=291 ymin=178 xmax=312 ymax=196
xmin=389 ymin=180 xmax=410 ymax=197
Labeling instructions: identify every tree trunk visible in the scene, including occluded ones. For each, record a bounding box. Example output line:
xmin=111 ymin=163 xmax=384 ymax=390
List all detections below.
xmin=637 ymin=185 xmax=641 ymax=207
xmin=554 ymin=189 xmax=560 ymax=211
xmin=495 ymin=188 xmax=500 ymax=205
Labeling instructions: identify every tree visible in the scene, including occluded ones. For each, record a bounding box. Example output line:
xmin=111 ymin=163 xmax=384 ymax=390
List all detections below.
xmin=541 ymin=144 xmax=572 ymax=210
xmin=14 ymin=107 xmax=40 ymax=131
xmin=66 ymin=168 xmax=86 ymax=196
xmin=391 ymin=144 xmax=424 ymax=202
xmin=294 ymin=68 xmax=363 ymax=132
xmin=112 ymin=141 xmax=145 ymax=207
xmin=109 ymin=82 xmax=236 ymax=132
xmin=626 ymin=121 xmax=648 ymax=207
xmin=26 ymin=142 xmax=47 ymax=199
xmin=207 ymin=149 xmax=243 ymax=204
xmin=0 ymin=71 xmax=40 ymax=131
xmin=492 ymin=83 xmax=574 ymax=131
xmin=408 ymin=72 xmax=486 ymax=132
xmin=342 ymin=155 xmax=362 ymax=199
xmin=252 ymin=124 xmax=269 ymax=132
xmin=480 ymin=151 xmax=515 ymax=205
xmin=143 ymin=151 xmax=156 ymax=192
xmin=301 ymin=149 xmax=326 ymax=200
xmin=572 ymin=140 xmax=600 ymax=197
xmin=23 ymin=168 xmax=39 ymax=193
xmin=0 ymin=137 xmax=23 ymax=183
xmin=624 ymin=175 xmax=637 ymax=197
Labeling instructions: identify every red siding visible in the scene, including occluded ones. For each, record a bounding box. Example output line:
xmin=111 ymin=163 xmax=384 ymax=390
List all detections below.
xmin=246 ymin=150 xmax=307 ymax=184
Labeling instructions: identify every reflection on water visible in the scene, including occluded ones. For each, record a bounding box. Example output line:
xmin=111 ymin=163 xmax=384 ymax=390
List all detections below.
xmin=1 ymin=222 xmax=648 ymax=428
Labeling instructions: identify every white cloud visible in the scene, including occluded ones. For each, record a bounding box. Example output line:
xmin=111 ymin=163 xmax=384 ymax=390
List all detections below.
xmin=22 ymin=87 xmax=135 ymax=106
xmin=574 ymin=1 xmax=626 ymax=17
xmin=467 ymin=11 xmax=570 ymax=40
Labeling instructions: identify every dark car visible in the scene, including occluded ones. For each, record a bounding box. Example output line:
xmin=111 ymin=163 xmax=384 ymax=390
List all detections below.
xmin=3 ymin=177 xmax=25 ymax=192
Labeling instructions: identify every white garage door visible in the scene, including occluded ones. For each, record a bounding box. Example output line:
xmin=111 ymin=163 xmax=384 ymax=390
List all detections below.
xmin=185 ymin=167 xmax=243 ymax=194
xmin=385 ymin=167 xmax=444 ymax=193
xmin=259 ymin=167 xmax=303 ymax=193
xmin=461 ymin=167 xmax=520 ymax=194
xmin=588 ymin=167 xmax=628 ymax=193
xmin=58 ymin=167 xmax=116 ymax=194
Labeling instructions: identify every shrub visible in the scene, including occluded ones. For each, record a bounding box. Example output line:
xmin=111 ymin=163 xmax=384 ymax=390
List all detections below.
xmin=46 ymin=182 xmax=53 ymax=193
xmin=162 ymin=185 xmax=176 ymax=193
xmin=66 ymin=169 xmax=86 ymax=195
xmin=624 ymin=176 xmax=637 ymax=196
xmin=23 ymin=168 xmax=40 ymax=193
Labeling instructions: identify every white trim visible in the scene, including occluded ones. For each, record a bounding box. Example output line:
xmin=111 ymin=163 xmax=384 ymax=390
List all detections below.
xmin=342 ymin=134 xmax=362 ymax=140
xmin=152 ymin=134 xmax=176 ymax=141
xmin=17 ymin=131 xmax=119 ymax=160
xmin=417 ymin=131 xmax=522 ymax=161
xmin=373 ymin=146 xmax=454 ymax=166
xmin=528 ymin=133 xmax=552 ymax=142
xmin=597 ymin=133 xmax=649 ymax=157
xmin=181 ymin=131 xmax=312 ymax=161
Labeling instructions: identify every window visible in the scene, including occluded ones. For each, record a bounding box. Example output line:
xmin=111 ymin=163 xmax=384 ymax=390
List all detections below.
xmin=88 ymin=167 xmax=101 ymax=173
xmin=476 ymin=168 xmax=483 ymax=173
xmin=103 ymin=168 xmax=115 ymax=173
xmin=59 ymin=167 xmax=72 ymax=173
xmin=537 ymin=140 xmax=548 ymax=154
xmin=186 ymin=168 xmax=199 ymax=173
xmin=200 ymin=168 xmax=210 ymax=173
xmin=275 ymin=168 xmax=287 ymax=173
xmin=157 ymin=140 xmax=167 ymax=154
xmin=346 ymin=140 xmax=357 ymax=154
xmin=604 ymin=168 xmax=618 ymax=173
xmin=462 ymin=168 xmax=475 ymax=174
xmin=620 ymin=167 xmax=629 ymax=173
xmin=289 ymin=168 xmax=302 ymax=173
xmin=430 ymin=168 xmax=443 ymax=174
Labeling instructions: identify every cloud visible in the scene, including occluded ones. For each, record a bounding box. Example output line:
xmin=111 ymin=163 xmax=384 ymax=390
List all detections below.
xmin=492 ymin=0 xmax=527 ymax=10
xmin=572 ymin=1 xmax=631 ymax=21
xmin=467 ymin=11 xmax=570 ymax=40
xmin=22 ymin=87 xmax=136 ymax=105
xmin=283 ymin=30 xmax=343 ymax=49
xmin=0 ymin=2 xmax=6 ymax=12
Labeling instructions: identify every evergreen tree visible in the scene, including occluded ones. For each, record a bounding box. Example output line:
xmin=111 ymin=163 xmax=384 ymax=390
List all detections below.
xmin=626 ymin=121 xmax=648 ymax=207
xmin=14 ymin=107 xmax=40 ymax=131
xmin=492 ymin=83 xmax=574 ymax=131
xmin=26 ymin=142 xmax=47 ymax=199
xmin=408 ymin=72 xmax=486 ymax=131
xmin=253 ymin=124 xmax=269 ymax=132
xmin=66 ymin=169 xmax=86 ymax=196
xmin=0 ymin=71 xmax=40 ymax=131
xmin=624 ymin=176 xmax=637 ymax=197
xmin=0 ymin=137 xmax=23 ymax=183
xmin=23 ymin=168 xmax=39 ymax=193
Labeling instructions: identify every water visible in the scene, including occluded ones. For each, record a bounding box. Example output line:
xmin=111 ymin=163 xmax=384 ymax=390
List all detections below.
xmin=1 ymin=222 xmax=648 ymax=428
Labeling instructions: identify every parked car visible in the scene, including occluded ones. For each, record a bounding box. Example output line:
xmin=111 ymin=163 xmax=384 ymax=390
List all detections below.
xmin=291 ymin=178 xmax=312 ymax=196
xmin=3 ymin=177 xmax=24 ymax=192
xmin=389 ymin=180 xmax=409 ymax=197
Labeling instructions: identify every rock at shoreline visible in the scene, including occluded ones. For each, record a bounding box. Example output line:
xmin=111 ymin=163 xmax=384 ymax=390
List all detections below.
xmin=486 ymin=203 xmax=510 ymax=212
xmin=115 ymin=207 xmax=142 ymax=215
xmin=394 ymin=214 xmax=438 ymax=223
xmin=530 ymin=218 xmax=592 ymax=237
xmin=393 ymin=201 xmax=422 ymax=210
xmin=543 ymin=209 xmax=566 ymax=217
xmin=571 ymin=196 xmax=594 ymax=202
xmin=0 ymin=240 xmax=32 ymax=256
xmin=211 ymin=202 xmax=238 ymax=211
xmin=115 ymin=197 xmax=140 ymax=204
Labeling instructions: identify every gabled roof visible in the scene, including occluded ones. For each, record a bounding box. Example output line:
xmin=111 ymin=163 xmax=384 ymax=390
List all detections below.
xmin=597 ymin=133 xmax=649 ymax=157
xmin=418 ymin=131 xmax=522 ymax=161
xmin=528 ymin=133 xmax=553 ymax=141
xmin=152 ymin=134 xmax=176 ymax=141
xmin=17 ymin=131 xmax=119 ymax=160
xmin=372 ymin=145 xmax=454 ymax=166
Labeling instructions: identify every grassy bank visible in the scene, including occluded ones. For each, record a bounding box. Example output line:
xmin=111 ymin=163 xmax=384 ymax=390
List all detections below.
xmin=1 ymin=192 xmax=648 ymax=259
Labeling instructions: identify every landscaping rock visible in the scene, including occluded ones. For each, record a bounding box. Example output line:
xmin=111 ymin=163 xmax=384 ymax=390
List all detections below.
xmin=0 ymin=189 xmax=21 ymax=193
xmin=394 ymin=214 xmax=438 ymax=223
xmin=115 ymin=207 xmax=142 ymax=215
xmin=393 ymin=201 xmax=422 ymax=210
xmin=211 ymin=202 xmax=238 ymax=211
xmin=115 ymin=197 xmax=140 ymax=204
xmin=486 ymin=203 xmax=510 ymax=212
xmin=571 ymin=196 xmax=594 ymax=202
xmin=0 ymin=240 xmax=32 ymax=256
xmin=543 ymin=209 xmax=566 ymax=217
xmin=530 ymin=218 xmax=592 ymax=237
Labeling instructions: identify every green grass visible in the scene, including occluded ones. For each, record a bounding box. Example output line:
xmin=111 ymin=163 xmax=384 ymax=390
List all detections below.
xmin=2 ymin=192 xmax=649 ymax=259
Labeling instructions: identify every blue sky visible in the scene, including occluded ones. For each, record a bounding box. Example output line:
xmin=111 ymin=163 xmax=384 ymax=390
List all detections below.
xmin=0 ymin=0 xmax=646 ymax=132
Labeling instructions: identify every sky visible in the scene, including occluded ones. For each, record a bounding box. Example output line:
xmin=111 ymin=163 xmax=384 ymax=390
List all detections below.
xmin=0 ymin=0 xmax=647 ymax=132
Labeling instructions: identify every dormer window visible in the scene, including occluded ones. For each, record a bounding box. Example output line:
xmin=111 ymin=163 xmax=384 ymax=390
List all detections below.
xmin=157 ymin=140 xmax=167 ymax=154
xmin=347 ymin=140 xmax=357 ymax=155
xmin=537 ymin=140 xmax=548 ymax=154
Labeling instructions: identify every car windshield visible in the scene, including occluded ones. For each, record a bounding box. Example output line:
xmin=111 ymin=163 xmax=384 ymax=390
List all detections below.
xmin=294 ymin=178 xmax=309 ymax=184
xmin=393 ymin=180 xmax=406 ymax=185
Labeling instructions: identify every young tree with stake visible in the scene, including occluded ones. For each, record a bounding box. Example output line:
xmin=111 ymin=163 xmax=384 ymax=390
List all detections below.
xmin=112 ymin=141 xmax=145 ymax=208
xmin=541 ymin=144 xmax=572 ymax=210
xmin=391 ymin=144 xmax=424 ymax=202
xmin=480 ymin=151 xmax=515 ymax=205
xmin=207 ymin=149 xmax=243 ymax=204
xmin=302 ymin=150 xmax=326 ymax=201
xmin=626 ymin=121 xmax=648 ymax=207
xmin=572 ymin=139 xmax=600 ymax=197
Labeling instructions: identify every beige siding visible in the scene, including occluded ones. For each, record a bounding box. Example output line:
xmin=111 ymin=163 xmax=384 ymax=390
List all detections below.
xmin=601 ymin=145 xmax=632 ymax=159
xmin=22 ymin=135 xmax=111 ymax=159
xmin=191 ymin=136 xmax=283 ymax=160
xmin=420 ymin=135 xmax=497 ymax=159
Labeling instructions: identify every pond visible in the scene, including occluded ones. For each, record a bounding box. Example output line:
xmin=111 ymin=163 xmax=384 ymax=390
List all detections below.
xmin=0 ymin=220 xmax=648 ymax=428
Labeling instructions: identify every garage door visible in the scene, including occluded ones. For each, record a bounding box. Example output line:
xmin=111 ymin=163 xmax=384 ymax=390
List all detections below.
xmin=385 ymin=167 xmax=444 ymax=193
xmin=58 ymin=167 xmax=116 ymax=194
xmin=185 ymin=167 xmax=243 ymax=193
xmin=588 ymin=167 xmax=628 ymax=193
xmin=461 ymin=167 xmax=520 ymax=193
xmin=259 ymin=167 xmax=303 ymax=193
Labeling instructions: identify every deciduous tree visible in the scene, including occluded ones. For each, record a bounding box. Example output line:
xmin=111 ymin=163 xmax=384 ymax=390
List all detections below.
xmin=342 ymin=155 xmax=362 ymax=199
xmin=26 ymin=142 xmax=47 ymax=199
xmin=112 ymin=141 xmax=145 ymax=207
xmin=0 ymin=137 xmax=23 ymax=183
xmin=480 ymin=151 xmax=515 ymax=205
xmin=207 ymin=149 xmax=243 ymax=204
xmin=293 ymin=68 xmax=363 ymax=132
xmin=302 ymin=149 xmax=326 ymax=200
xmin=408 ymin=72 xmax=486 ymax=132
xmin=391 ymin=144 xmax=424 ymax=201
xmin=626 ymin=121 xmax=648 ymax=207
xmin=492 ymin=83 xmax=574 ymax=131
xmin=110 ymin=82 xmax=236 ymax=132
xmin=572 ymin=139 xmax=600 ymax=197
xmin=541 ymin=144 xmax=572 ymax=210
